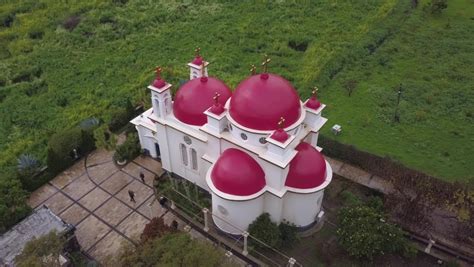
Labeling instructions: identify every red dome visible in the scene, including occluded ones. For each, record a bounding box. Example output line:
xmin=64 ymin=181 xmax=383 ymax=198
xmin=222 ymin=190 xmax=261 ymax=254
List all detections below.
xmin=192 ymin=56 xmax=203 ymax=65
xmin=211 ymin=148 xmax=266 ymax=196
xmin=285 ymin=142 xmax=327 ymax=189
xmin=173 ymin=77 xmax=231 ymax=126
xmin=152 ymin=78 xmax=166 ymax=88
xmin=229 ymin=74 xmax=301 ymax=131
xmin=305 ymin=96 xmax=321 ymax=110
xmin=270 ymin=129 xmax=289 ymax=143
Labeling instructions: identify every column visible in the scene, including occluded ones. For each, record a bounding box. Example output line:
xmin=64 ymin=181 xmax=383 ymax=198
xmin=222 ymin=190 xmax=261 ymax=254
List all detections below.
xmin=202 ymin=208 xmax=209 ymax=232
xmin=242 ymin=231 xmax=249 ymax=256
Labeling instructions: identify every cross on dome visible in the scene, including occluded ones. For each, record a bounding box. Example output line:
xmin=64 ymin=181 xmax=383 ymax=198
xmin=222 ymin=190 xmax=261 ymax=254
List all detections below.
xmin=151 ymin=66 xmax=166 ymax=88
xmin=261 ymin=54 xmax=271 ymax=73
xmin=312 ymin=86 xmax=318 ymax=97
xmin=192 ymin=47 xmax=204 ymax=65
xmin=249 ymin=64 xmax=257 ymax=75
xmin=209 ymin=91 xmax=225 ymax=115
xmin=155 ymin=66 xmax=162 ymax=79
xmin=270 ymin=116 xmax=290 ymax=143
xmin=278 ymin=116 xmax=285 ymax=129
xmin=195 ymin=47 xmax=201 ymax=57
xmin=305 ymin=85 xmax=322 ymax=110
xmin=213 ymin=92 xmax=221 ymax=104
xmin=200 ymin=62 xmax=209 ymax=82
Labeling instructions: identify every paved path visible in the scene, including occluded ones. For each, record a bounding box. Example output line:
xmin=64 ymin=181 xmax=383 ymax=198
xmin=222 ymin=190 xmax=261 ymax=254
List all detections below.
xmin=27 ymin=149 xmax=168 ymax=264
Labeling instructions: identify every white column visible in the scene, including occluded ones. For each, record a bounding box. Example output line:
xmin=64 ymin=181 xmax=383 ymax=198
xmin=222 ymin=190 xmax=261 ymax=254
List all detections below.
xmin=288 ymin=257 xmax=296 ymax=267
xmin=424 ymin=239 xmax=436 ymax=253
xmin=242 ymin=231 xmax=249 ymax=256
xmin=203 ymin=208 xmax=209 ymax=232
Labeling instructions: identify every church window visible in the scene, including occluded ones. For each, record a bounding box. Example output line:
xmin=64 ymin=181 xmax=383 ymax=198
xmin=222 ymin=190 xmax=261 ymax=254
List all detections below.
xmin=180 ymin=144 xmax=188 ymax=166
xmin=240 ymin=133 xmax=248 ymax=141
xmin=191 ymin=148 xmax=198 ymax=170
xmin=259 ymin=137 xmax=267 ymax=144
xmin=228 ymin=124 xmax=233 ymax=131
xmin=183 ymin=135 xmax=192 ymax=145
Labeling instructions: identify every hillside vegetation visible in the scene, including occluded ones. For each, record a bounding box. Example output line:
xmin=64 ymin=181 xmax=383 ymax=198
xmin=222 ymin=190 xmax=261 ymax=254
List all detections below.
xmin=0 ymin=0 xmax=472 ymax=181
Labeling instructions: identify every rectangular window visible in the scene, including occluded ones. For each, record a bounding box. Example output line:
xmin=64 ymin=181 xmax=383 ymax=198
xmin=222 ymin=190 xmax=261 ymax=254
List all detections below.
xmin=180 ymin=144 xmax=188 ymax=166
xmin=191 ymin=148 xmax=198 ymax=170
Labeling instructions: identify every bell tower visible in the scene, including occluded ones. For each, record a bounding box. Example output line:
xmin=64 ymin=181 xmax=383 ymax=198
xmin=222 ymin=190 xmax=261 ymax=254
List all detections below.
xmin=149 ymin=66 xmax=172 ymax=120
xmin=187 ymin=47 xmax=208 ymax=80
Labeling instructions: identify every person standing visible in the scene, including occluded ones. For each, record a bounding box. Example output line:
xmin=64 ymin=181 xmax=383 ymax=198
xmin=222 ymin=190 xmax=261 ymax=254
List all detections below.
xmin=128 ymin=190 xmax=136 ymax=203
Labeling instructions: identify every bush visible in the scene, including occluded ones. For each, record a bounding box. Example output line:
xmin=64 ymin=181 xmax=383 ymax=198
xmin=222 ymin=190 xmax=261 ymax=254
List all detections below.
xmin=47 ymin=127 xmax=95 ymax=175
xmin=337 ymin=201 xmax=412 ymax=260
xmin=62 ymin=15 xmax=81 ymax=31
xmin=428 ymin=0 xmax=448 ymax=14
xmin=0 ymin=178 xmax=31 ymax=233
xmin=278 ymin=221 xmax=298 ymax=248
xmin=248 ymin=213 xmax=281 ymax=249
xmin=141 ymin=217 xmax=176 ymax=243
xmin=113 ymin=133 xmax=141 ymax=163
xmin=15 ymin=230 xmax=65 ymax=267
xmin=108 ymin=100 xmax=136 ymax=132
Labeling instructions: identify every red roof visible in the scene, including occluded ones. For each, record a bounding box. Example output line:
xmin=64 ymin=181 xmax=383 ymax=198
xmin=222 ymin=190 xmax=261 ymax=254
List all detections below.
xmin=285 ymin=142 xmax=326 ymax=189
xmin=211 ymin=148 xmax=266 ymax=196
xmin=305 ymin=96 xmax=321 ymax=110
xmin=229 ymin=74 xmax=301 ymax=131
xmin=173 ymin=77 xmax=231 ymax=126
xmin=192 ymin=56 xmax=203 ymax=65
xmin=270 ymin=129 xmax=289 ymax=143
xmin=152 ymin=78 xmax=166 ymax=89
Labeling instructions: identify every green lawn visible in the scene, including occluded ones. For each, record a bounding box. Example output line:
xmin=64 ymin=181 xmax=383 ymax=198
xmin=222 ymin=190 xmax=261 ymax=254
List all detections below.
xmin=0 ymin=0 xmax=472 ymax=181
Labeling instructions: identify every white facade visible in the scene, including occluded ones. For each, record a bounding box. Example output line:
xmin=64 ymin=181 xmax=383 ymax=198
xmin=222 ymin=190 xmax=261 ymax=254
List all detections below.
xmin=131 ymin=59 xmax=332 ymax=234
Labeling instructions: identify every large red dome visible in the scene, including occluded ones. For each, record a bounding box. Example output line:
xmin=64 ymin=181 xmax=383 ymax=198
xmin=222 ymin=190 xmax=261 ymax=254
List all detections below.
xmin=285 ymin=142 xmax=327 ymax=189
xmin=211 ymin=148 xmax=266 ymax=196
xmin=173 ymin=77 xmax=231 ymax=126
xmin=229 ymin=73 xmax=301 ymax=131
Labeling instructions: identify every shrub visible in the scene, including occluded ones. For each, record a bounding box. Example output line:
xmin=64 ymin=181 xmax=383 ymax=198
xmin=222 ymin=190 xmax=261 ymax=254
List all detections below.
xmin=113 ymin=133 xmax=141 ymax=163
xmin=141 ymin=217 xmax=176 ymax=243
xmin=337 ymin=202 xmax=412 ymax=260
xmin=248 ymin=213 xmax=281 ymax=249
xmin=93 ymin=125 xmax=117 ymax=151
xmin=278 ymin=221 xmax=299 ymax=248
xmin=0 ymin=178 xmax=31 ymax=233
xmin=428 ymin=0 xmax=448 ymax=14
xmin=62 ymin=15 xmax=81 ymax=31
xmin=108 ymin=108 xmax=134 ymax=133
xmin=47 ymin=127 xmax=95 ymax=175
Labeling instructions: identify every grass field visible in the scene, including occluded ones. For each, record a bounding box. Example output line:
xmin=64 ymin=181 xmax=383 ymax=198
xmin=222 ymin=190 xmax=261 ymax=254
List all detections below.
xmin=0 ymin=0 xmax=472 ymax=181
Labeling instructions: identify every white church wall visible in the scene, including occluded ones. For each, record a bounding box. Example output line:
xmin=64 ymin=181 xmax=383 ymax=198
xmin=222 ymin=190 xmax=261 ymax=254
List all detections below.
xmin=211 ymin=193 xmax=264 ymax=235
xmin=282 ymin=190 xmax=324 ymax=227
xmin=136 ymin=126 xmax=158 ymax=158
xmin=263 ymin=192 xmax=283 ymax=224
xmin=156 ymin=123 xmax=172 ymax=171
xmin=165 ymin=126 xmax=209 ymax=190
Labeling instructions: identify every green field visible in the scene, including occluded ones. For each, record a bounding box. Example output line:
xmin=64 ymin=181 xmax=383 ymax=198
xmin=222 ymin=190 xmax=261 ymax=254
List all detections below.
xmin=0 ymin=0 xmax=472 ymax=181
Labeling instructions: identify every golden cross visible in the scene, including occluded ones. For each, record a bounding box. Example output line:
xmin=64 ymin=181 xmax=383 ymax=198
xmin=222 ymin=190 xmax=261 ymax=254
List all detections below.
xmin=278 ymin=117 xmax=285 ymax=129
xmin=155 ymin=66 xmax=162 ymax=79
xmin=213 ymin=92 xmax=220 ymax=105
xmin=250 ymin=64 xmax=257 ymax=75
xmin=261 ymin=54 xmax=271 ymax=73
xmin=195 ymin=47 xmax=201 ymax=57
xmin=312 ymin=86 xmax=319 ymax=97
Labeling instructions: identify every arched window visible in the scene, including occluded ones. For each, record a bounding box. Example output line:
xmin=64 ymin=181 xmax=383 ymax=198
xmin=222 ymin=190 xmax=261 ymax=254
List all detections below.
xmin=191 ymin=148 xmax=198 ymax=170
xmin=180 ymin=144 xmax=188 ymax=166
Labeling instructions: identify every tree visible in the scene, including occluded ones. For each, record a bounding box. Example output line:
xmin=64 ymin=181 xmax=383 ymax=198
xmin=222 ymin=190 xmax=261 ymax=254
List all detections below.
xmin=140 ymin=217 xmax=176 ymax=243
xmin=15 ymin=230 xmax=65 ymax=267
xmin=117 ymin=232 xmax=235 ymax=267
xmin=0 ymin=178 xmax=31 ymax=233
xmin=344 ymin=79 xmax=357 ymax=97
xmin=336 ymin=200 xmax=414 ymax=260
xmin=248 ymin=213 xmax=281 ymax=249
xmin=429 ymin=0 xmax=448 ymax=14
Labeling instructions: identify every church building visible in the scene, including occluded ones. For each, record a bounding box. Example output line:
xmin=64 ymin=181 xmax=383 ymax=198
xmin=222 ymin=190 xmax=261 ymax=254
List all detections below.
xmin=131 ymin=50 xmax=333 ymax=235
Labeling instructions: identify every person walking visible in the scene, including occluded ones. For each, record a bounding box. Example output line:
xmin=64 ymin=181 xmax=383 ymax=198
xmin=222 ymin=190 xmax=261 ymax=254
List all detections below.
xmin=139 ymin=171 xmax=145 ymax=184
xmin=128 ymin=190 xmax=136 ymax=203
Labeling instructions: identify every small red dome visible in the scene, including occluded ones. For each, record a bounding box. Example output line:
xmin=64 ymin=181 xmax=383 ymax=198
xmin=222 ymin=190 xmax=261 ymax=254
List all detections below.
xmin=285 ymin=142 xmax=327 ymax=189
xmin=152 ymin=78 xmax=166 ymax=88
xmin=305 ymin=96 xmax=321 ymax=110
xmin=229 ymin=74 xmax=301 ymax=131
xmin=192 ymin=56 xmax=203 ymax=65
xmin=270 ymin=129 xmax=289 ymax=143
xmin=211 ymin=148 xmax=266 ymax=196
xmin=209 ymin=103 xmax=225 ymax=115
xmin=173 ymin=77 xmax=231 ymax=126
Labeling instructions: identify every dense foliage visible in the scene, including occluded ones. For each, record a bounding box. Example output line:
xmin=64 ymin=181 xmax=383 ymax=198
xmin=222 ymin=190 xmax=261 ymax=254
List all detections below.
xmin=47 ymin=127 xmax=95 ymax=175
xmin=117 ymin=232 xmax=234 ymax=267
xmin=336 ymin=197 xmax=414 ymax=260
xmin=140 ymin=217 xmax=176 ymax=243
xmin=113 ymin=132 xmax=140 ymax=162
xmin=248 ymin=213 xmax=282 ymax=249
xmin=0 ymin=0 xmax=472 ymax=181
xmin=14 ymin=230 xmax=65 ymax=267
xmin=0 ymin=178 xmax=31 ymax=233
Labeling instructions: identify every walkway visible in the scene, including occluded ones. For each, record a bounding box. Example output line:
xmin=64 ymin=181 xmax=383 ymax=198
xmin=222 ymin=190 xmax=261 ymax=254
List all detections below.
xmin=27 ymin=149 xmax=168 ymax=264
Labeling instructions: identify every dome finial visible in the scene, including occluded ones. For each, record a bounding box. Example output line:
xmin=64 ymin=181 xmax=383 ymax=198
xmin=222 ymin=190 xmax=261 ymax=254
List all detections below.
xmin=311 ymin=86 xmax=319 ymax=98
xmin=195 ymin=47 xmax=201 ymax=57
xmin=261 ymin=54 xmax=271 ymax=73
xmin=213 ymin=92 xmax=221 ymax=105
xmin=154 ymin=66 xmax=162 ymax=79
xmin=249 ymin=64 xmax=257 ymax=75
xmin=278 ymin=116 xmax=285 ymax=129
xmin=200 ymin=62 xmax=209 ymax=82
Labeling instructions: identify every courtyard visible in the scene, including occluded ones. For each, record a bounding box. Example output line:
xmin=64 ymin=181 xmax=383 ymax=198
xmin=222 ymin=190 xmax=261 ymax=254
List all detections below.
xmin=27 ymin=149 xmax=168 ymax=263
